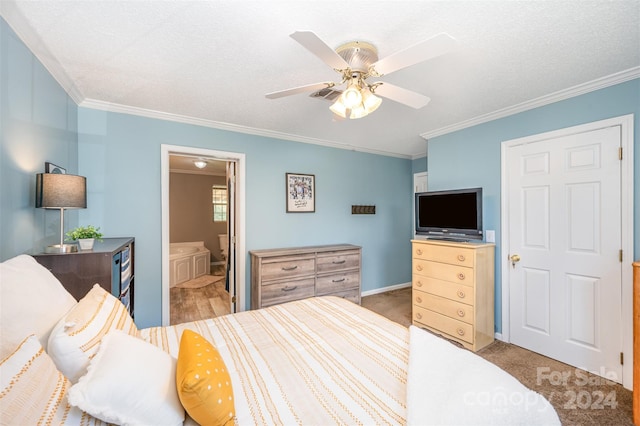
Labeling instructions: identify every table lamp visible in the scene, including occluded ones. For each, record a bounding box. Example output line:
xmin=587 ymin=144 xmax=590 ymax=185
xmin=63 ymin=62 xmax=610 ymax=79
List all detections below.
xmin=35 ymin=173 xmax=87 ymax=253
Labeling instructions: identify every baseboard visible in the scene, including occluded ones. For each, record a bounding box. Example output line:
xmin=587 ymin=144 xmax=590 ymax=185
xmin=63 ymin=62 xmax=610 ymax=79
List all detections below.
xmin=361 ymin=282 xmax=411 ymax=297
xmin=495 ymin=332 xmax=504 ymax=342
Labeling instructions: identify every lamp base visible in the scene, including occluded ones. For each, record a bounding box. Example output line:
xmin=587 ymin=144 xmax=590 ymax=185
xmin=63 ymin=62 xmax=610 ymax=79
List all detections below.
xmin=45 ymin=244 xmax=78 ymax=254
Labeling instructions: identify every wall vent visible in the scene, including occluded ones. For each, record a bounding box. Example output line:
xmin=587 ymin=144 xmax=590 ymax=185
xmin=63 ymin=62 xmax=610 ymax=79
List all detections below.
xmin=310 ymin=88 xmax=342 ymax=102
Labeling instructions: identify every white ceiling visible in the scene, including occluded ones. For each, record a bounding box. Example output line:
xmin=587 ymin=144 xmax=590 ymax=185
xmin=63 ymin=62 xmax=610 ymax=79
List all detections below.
xmin=2 ymin=1 xmax=639 ymax=158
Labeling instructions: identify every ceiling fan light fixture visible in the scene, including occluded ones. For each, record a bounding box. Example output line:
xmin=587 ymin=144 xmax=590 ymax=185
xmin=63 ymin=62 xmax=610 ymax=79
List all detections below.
xmin=348 ymin=103 xmax=369 ymax=119
xmin=362 ymin=88 xmax=382 ymax=114
xmin=329 ymin=98 xmax=348 ymax=118
xmin=341 ymin=85 xmax=362 ymax=109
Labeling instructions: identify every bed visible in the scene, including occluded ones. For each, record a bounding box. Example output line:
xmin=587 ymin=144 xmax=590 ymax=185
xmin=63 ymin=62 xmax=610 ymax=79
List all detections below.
xmin=0 ymin=254 xmax=560 ymax=425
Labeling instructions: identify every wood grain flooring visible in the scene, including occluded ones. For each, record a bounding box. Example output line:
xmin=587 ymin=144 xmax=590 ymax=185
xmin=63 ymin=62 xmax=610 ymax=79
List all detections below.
xmin=169 ymin=276 xmax=230 ymax=325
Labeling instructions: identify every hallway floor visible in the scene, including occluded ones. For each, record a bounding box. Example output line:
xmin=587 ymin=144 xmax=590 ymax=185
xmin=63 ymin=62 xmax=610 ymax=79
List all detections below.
xmin=169 ymin=277 xmax=230 ymax=325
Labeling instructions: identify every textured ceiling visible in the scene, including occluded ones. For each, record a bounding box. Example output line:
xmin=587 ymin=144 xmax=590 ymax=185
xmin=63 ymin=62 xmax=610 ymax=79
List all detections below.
xmin=2 ymin=1 xmax=639 ymax=158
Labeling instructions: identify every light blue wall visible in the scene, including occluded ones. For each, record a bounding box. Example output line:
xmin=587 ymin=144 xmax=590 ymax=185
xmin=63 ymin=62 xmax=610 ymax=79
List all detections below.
xmin=77 ymin=108 xmax=414 ymax=327
xmin=427 ymin=78 xmax=640 ymax=334
xmin=0 ymin=18 xmax=79 ymax=261
xmin=411 ymin=156 xmax=427 ymax=174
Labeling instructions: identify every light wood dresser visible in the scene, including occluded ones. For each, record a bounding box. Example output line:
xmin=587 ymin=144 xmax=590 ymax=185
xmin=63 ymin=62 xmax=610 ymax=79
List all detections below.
xmin=633 ymin=261 xmax=639 ymax=425
xmin=411 ymin=239 xmax=495 ymax=352
xmin=250 ymin=244 xmax=361 ymax=309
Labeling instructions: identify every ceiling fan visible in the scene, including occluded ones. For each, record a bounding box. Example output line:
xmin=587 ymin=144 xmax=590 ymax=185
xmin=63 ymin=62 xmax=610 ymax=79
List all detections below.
xmin=265 ymin=31 xmax=458 ymax=119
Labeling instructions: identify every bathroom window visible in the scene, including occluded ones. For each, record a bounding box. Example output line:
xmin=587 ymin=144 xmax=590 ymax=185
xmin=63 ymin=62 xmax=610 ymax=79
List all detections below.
xmin=212 ymin=185 xmax=227 ymax=222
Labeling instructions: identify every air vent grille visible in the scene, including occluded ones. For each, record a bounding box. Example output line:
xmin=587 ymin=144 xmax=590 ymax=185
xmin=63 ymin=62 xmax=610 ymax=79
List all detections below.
xmin=310 ymin=88 xmax=342 ymax=102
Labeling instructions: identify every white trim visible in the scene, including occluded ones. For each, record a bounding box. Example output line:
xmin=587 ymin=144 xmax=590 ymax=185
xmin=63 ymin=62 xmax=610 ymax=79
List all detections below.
xmin=500 ymin=114 xmax=634 ymax=390
xmin=494 ymin=332 xmax=504 ymax=342
xmin=81 ymin=99 xmax=412 ymax=160
xmin=422 ymin=67 xmax=640 ymax=140
xmin=161 ymin=144 xmax=246 ymax=326
xmin=361 ymin=282 xmax=411 ymax=297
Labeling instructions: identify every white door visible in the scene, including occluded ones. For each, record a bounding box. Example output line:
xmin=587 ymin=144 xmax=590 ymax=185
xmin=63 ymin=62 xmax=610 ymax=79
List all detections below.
xmin=507 ymin=126 xmax=622 ymax=382
xmin=413 ymin=172 xmax=428 ymax=237
xmin=414 ymin=172 xmax=428 ymax=193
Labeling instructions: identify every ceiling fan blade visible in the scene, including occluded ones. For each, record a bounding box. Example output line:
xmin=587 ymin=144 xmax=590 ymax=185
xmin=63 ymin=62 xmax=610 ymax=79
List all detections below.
xmin=290 ymin=31 xmax=350 ymax=71
xmin=373 ymin=82 xmax=431 ymax=109
xmin=371 ymin=33 xmax=458 ymax=76
xmin=265 ymin=82 xmax=334 ymax=99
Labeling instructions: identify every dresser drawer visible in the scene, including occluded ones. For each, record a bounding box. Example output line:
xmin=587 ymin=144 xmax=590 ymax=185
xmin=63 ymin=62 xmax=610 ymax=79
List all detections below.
xmin=260 ymin=256 xmax=315 ymax=282
xmin=413 ymin=244 xmax=474 ymax=267
xmin=413 ymin=305 xmax=474 ymax=344
xmin=317 ymin=251 xmax=360 ymax=273
xmin=316 ymin=271 xmax=360 ymax=296
xmin=325 ymin=289 xmax=360 ymax=304
xmin=413 ymin=259 xmax=474 ymax=286
xmin=413 ymin=276 xmax=473 ymax=305
xmin=261 ymin=278 xmax=315 ymax=307
xmin=413 ymin=289 xmax=474 ymax=325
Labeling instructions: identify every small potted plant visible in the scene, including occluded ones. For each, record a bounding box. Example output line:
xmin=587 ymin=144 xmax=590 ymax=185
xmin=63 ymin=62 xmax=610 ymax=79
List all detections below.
xmin=66 ymin=225 xmax=104 ymax=250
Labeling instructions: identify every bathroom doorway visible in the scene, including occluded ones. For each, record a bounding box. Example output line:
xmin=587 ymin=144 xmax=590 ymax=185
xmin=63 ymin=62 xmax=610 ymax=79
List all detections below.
xmin=160 ymin=145 xmax=245 ymax=326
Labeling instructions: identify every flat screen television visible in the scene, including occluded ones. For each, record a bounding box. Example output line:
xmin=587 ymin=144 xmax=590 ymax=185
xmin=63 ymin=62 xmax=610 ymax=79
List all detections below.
xmin=415 ymin=187 xmax=483 ymax=241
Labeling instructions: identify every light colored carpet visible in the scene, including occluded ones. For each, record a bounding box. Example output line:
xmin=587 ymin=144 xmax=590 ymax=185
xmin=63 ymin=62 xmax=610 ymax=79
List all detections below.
xmin=175 ymin=274 xmax=224 ymax=289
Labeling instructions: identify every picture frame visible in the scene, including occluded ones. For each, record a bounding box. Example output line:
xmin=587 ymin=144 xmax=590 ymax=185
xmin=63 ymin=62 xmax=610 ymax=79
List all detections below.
xmin=45 ymin=162 xmax=66 ymax=174
xmin=286 ymin=173 xmax=315 ymax=213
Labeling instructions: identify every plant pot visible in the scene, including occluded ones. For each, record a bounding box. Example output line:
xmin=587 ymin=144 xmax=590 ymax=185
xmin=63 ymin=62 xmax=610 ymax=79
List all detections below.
xmin=78 ymin=238 xmax=95 ymax=250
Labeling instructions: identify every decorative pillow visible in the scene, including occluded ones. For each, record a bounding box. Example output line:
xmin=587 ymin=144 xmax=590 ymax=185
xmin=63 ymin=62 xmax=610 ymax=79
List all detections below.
xmin=47 ymin=283 xmax=138 ymax=382
xmin=0 ymin=334 xmax=106 ymax=426
xmin=176 ymin=329 xmax=235 ymax=426
xmin=68 ymin=330 xmax=185 ymax=426
xmin=0 ymin=254 xmax=77 ymax=359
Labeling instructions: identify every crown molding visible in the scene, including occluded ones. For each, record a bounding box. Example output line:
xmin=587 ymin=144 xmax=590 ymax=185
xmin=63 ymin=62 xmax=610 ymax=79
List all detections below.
xmin=79 ymin=98 xmax=412 ymax=159
xmin=420 ymin=67 xmax=640 ymax=140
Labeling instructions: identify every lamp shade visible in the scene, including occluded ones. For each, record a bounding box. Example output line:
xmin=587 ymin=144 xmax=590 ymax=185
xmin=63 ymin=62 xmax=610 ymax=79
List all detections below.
xmin=35 ymin=173 xmax=87 ymax=209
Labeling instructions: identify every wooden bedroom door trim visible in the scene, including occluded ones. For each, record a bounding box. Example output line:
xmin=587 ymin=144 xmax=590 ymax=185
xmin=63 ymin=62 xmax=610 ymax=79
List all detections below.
xmin=500 ymin=114 xmax=634 ymax=390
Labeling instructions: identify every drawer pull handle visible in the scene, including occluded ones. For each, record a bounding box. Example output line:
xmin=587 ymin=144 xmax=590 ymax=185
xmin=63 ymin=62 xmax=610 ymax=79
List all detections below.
xmin=332 ymin=260 xmax=346 ymax=264
xmin=457 ymin=273 xmax=465 ymax=280
xmin=281 ymin=265 xmax=298 ymax=271
xmin=457 ymin=290 xmax=466 ymax=299
xmin=416 ymin=265 xmax=423 ymax=272
xmin=281 ymin=286 xmax=298 ymax=292
xmin=457 ymin=328 xmax=465 ymax=336
xmin=332 ymin=278 xmax=346 ymax=283
xmin=457 ymin=309 xmax=465 ymax=317
xmin=416 ymin=296 xmax=422 ymax=303
xmin=416 ymin=281 xmax=423 ymax=287
xmin=416 ymin=249 xmax=423 ymax=255
xmin=457 ymin=254 xmax=466 ymax=261
xmin=416 ymin=313 xmax=423 ymax=320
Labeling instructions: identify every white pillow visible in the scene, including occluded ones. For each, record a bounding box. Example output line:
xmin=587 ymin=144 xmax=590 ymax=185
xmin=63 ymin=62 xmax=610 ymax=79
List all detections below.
xmin=68 ymin=330 xmax=185 ymax=426
xmin=0 ymin=334 xmax=106 ymax=426
xmin=48 ymin=284 xmax=138 ymax=382
xmin=0 ymin=254 xmax=77 ymax=359
xmin=406 ymin=326 xmax=560 ymax=425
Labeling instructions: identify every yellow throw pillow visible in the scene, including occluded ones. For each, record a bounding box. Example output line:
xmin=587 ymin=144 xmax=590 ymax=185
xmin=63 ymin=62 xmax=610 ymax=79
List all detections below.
xmin=176 ymin=329 xmax=235 ymax=426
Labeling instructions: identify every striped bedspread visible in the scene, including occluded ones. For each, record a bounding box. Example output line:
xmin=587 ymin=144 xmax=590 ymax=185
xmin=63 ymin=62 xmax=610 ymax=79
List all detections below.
xmin=140 ymin=296 xmax=409 ymax=425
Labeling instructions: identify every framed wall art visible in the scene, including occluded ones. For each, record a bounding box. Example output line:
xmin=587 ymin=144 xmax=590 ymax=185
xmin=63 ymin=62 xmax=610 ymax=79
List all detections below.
xmin=45 ymin=162 xmax=66 ymax=174
xmin=286 ymin=173 xmax=315 ymax=213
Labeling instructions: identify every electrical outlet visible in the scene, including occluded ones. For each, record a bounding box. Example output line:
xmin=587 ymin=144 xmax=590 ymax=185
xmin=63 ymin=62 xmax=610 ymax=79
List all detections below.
xmin=486 ymin=230 xmax=495 ymax=243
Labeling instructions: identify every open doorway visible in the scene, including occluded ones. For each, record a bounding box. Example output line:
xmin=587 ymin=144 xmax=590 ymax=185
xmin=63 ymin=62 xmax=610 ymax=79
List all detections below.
xmin=160 ymin=145 xmax=246 ymax=326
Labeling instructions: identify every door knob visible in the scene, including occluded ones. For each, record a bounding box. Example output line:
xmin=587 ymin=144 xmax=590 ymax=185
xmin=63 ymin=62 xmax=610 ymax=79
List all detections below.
xmin=510 ymin=254 xmax=521 ymax=268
